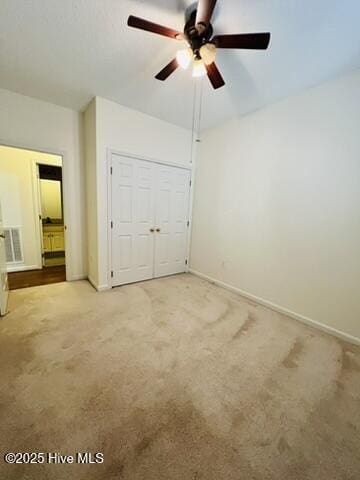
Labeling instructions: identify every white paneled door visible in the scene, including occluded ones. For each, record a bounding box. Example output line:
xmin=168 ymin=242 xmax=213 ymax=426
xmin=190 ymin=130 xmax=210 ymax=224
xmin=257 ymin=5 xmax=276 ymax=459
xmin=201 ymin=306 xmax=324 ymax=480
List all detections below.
xmin=111 ymin=155 xmax=156 ymax=286
xmin=154 ymin=165 xmax=191 ymax=278
xmin=111 ymin=154 xmax=190 ymax=287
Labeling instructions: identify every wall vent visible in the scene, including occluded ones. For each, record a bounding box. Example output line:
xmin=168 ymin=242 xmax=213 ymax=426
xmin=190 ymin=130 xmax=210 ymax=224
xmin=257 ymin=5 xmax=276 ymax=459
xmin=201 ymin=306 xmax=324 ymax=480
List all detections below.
xmin=4 ymin=227 xmax=24 ymax=264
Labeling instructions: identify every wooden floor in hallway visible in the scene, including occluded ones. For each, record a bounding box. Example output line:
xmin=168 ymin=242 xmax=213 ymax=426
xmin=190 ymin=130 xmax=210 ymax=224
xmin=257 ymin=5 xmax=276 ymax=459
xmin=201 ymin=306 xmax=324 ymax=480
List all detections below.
xmin=8 ymin=265 xmax=66 ymax=290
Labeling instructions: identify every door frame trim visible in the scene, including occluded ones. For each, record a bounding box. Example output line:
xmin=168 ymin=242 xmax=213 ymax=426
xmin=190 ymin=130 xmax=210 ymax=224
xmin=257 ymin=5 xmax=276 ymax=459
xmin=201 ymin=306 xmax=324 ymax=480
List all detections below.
xmin=107 ymin=149 xmax=194 ymax=288
xmin=0 ymin=140 xmax=70 ymax=281
xmin=31 ymin=161 xmax=44 ymax=269
xmin=107 ymin=149 xmax=193 ymax=172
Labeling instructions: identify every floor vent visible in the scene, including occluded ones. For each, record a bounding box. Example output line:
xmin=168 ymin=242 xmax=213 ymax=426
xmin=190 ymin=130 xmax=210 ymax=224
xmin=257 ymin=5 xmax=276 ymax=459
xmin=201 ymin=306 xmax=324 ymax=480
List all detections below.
xmin=4 ymin=227 xmax=24 ymax=264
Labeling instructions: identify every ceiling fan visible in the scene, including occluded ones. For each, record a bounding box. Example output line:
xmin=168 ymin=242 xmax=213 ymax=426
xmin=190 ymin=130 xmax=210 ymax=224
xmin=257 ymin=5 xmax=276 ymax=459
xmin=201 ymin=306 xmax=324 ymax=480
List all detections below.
xmin=127 ymin=0 xmax=271 ymax=90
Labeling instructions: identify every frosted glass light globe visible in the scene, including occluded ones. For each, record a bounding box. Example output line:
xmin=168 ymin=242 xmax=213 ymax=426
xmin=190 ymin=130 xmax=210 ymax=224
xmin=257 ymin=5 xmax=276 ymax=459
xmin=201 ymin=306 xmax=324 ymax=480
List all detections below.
xmin=200 ymin=43 xmax=217 ymax=65
xmin=176 ymin=48 xmax=192 ymax=70
xmin=192 ymin=59 xmax=207 ymax=77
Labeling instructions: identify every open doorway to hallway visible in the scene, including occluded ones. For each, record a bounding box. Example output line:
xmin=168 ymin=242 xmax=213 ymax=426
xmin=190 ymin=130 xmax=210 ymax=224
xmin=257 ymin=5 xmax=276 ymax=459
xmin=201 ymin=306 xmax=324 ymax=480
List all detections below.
xmin=0 ymin=145 xmax=66 ymax=289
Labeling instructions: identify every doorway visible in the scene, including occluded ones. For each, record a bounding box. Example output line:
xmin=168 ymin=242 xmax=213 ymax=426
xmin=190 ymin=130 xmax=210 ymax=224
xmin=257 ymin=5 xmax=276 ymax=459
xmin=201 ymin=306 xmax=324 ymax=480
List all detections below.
xmin=0 ymin=145 xmax=66 ymax=289
xmin=37 ymin=164 xmax=66 ymax=268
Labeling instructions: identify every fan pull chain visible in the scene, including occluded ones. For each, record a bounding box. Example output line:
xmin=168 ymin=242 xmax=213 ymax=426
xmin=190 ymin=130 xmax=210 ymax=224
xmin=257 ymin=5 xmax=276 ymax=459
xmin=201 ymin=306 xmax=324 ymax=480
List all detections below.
xmin=190 ymin=78 xmax=205 ymax=164
xmin=190 ymin=80 xmax=197 ymax=164
xmin=197 ymin=77 xmax=204 ymax=142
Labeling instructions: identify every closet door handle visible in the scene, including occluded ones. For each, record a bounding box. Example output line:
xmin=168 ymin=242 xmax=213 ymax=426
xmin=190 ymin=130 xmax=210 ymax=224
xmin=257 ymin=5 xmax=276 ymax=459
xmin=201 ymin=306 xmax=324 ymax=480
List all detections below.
xmin=156 ymin=228 xmax=161 ymax=233
xmin=150 ymin=228 xmax=155 ymax=233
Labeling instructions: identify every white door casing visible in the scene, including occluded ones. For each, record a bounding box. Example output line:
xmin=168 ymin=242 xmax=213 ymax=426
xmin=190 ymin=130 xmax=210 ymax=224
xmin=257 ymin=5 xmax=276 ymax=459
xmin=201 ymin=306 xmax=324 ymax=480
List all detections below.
xmin=0 ymin=201 xmax=9 ymax=315
xmin=110 ymin=154 xmax=191 ymax=287
xmin=111 ymin=155 xmax=156 ymax=286
xmin=35 ymin=163 xmax=45 ymax=267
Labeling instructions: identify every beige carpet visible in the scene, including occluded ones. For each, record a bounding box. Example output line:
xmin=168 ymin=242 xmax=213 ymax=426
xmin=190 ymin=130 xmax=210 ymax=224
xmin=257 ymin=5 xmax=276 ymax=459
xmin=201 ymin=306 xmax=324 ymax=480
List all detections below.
xmin=0 ymin=274 xmax=359 ymax=480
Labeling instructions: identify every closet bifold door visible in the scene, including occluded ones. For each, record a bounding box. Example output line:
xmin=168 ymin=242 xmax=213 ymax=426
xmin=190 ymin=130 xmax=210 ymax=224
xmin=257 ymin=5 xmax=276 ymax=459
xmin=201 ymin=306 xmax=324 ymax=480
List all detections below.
xmin=111 ymin=155 xmax=156 ymax=286
xmin=154 ymin=164 xmax=190 ymax=278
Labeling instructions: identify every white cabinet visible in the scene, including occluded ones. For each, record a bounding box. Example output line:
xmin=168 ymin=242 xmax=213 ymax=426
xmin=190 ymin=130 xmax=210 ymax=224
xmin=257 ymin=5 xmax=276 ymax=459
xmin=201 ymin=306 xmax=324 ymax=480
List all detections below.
xmin=51 ymin=232 xmax=65 ymax=251
xmin=111 ymin=154 xmax=191 ymax=287
xmin=43 ymin=226 xmax=65 ymax=253
xmin=43 ymin=232 xmax=52 ymax=252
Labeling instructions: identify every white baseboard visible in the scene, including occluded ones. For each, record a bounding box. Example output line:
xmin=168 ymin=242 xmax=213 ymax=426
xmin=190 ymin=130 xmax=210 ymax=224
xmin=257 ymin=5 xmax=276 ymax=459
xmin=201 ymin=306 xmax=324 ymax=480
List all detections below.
xmin=96 ymin=284 xmax=110 ymax=292
xmin=87 ymin=276 xmax=110 ymax=292
xmin=189 ymin=269 xmax=360 ymax=347
xmin=87 ymin=276 xmax=98 ymax=291
xmin=6 ymin=264 xmax=40 ymax=273
xmin=68 ymin=273 xmax=87 ymax=281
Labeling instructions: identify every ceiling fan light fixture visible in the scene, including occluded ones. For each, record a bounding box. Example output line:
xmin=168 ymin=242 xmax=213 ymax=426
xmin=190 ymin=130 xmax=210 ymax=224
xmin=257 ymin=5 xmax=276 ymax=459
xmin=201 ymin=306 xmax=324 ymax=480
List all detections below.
xmin=200 ymin=43 xmax=217 ymax=65
xmin=192 ymin=58 xmax=207 ymax=78
xmin=176 ymin=48 xmax=192 ymax=70
xmin=127 ymin=1 xmax=271 ymax=90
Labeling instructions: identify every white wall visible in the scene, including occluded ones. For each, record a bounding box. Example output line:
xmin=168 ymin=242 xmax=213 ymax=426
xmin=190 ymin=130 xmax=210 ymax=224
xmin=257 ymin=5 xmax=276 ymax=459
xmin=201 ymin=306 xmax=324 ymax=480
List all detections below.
xmin=0 ymin=88 xmax=86 ymax=280
xmin=84 ymin=96 xmax=193 ymax=289
xmin=191 ymin=69 xmax=360 ymax=341
xmin=83 ymin=98 xmax=98 ymax=286
xmin=0 ymin=146 xmax=62 ymax=271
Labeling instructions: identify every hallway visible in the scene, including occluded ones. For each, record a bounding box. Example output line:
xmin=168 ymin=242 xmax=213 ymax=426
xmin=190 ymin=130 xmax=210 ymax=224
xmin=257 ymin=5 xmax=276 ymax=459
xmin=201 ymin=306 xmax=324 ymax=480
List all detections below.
xmin=8 ymin=265 xmax=66 ymax=290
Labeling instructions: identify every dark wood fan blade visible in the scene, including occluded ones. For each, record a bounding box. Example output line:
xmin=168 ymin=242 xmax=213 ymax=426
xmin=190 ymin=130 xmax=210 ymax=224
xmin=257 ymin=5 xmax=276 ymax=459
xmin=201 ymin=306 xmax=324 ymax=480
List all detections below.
xmin=128 ymin=15 xmax=182 ymax=40
xmin=213 ymin=33 xmax=271 ymax=50
xmin=206 ymin=62 xmax=225 ymax=89
xmin=155 ymin=59 xmax=179 ymax=81
xmin=196 ymin=0 xmax=217 ymax=28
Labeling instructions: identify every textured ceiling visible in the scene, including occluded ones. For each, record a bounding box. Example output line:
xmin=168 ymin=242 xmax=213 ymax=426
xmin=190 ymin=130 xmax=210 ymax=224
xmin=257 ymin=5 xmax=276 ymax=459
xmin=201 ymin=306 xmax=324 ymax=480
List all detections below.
xmin=1 ymin=0 xmax=360 ymax=130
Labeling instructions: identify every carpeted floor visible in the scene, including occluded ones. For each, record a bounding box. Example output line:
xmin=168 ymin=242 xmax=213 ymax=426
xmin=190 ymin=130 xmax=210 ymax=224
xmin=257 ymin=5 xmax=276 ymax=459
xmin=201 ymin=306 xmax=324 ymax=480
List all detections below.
xmin=0 ymin=274 xmax=359 ymax=480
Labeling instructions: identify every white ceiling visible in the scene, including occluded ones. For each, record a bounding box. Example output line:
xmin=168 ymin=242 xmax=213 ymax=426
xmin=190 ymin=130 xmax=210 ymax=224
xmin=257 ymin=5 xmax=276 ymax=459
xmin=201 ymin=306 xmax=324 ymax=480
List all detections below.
xmin=1 ymin=0 xmax=360 ymax=130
